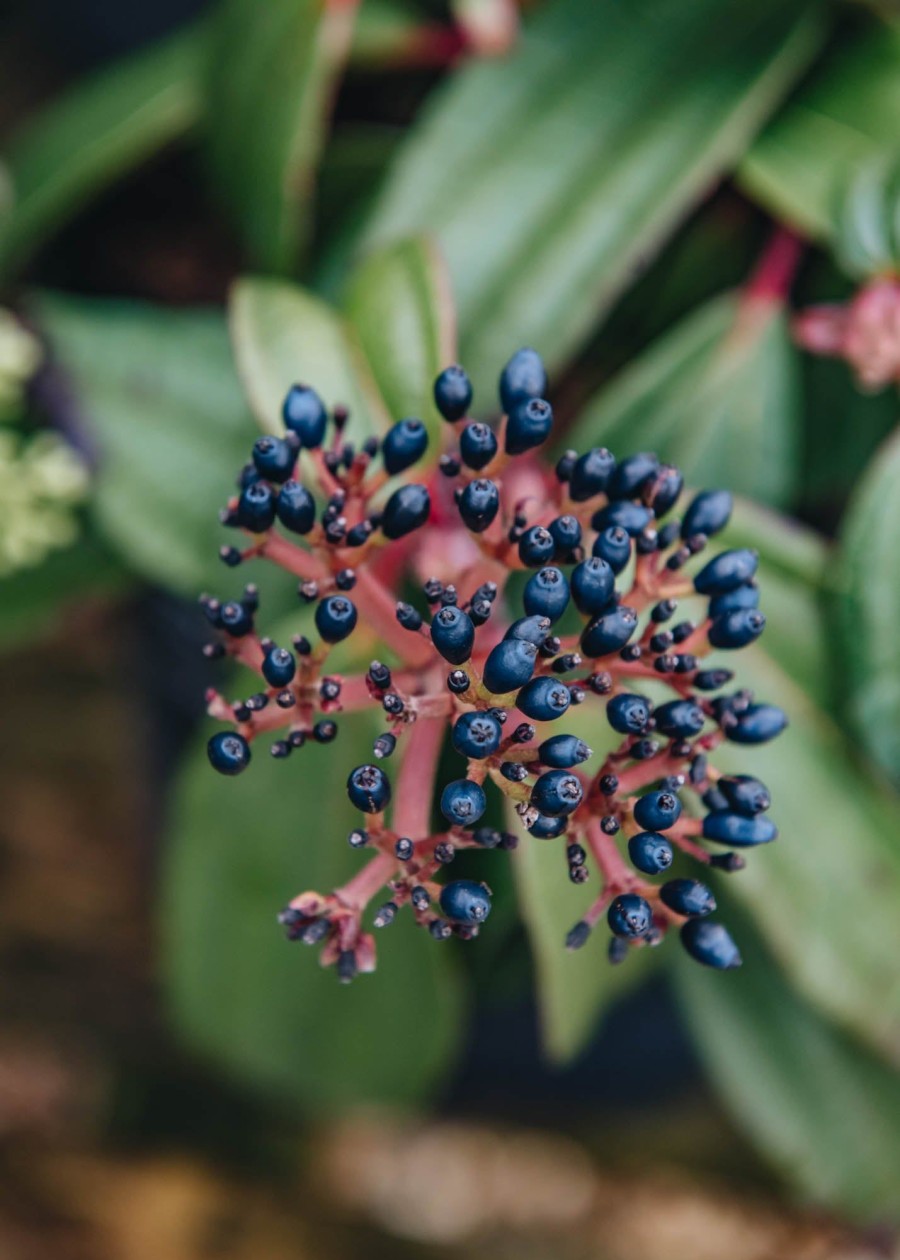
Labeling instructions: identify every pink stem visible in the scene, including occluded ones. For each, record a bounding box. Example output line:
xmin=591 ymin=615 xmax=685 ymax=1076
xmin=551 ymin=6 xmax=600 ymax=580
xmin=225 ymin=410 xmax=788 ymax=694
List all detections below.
xmin=353 ymin=567 xmax=434 ymax=669
xmin=391 ymin=714 xmax=446 ymax=838
xmin=336 ymin=851 xmax=397 ymax=911
xmin=744 ymin=225 xmax=804 ymax=305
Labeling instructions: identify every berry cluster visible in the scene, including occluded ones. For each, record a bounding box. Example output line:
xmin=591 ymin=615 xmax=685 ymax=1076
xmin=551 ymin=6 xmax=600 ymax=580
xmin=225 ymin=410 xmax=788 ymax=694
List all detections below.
xmin=201 ymin=347 xmax=786 ymax=982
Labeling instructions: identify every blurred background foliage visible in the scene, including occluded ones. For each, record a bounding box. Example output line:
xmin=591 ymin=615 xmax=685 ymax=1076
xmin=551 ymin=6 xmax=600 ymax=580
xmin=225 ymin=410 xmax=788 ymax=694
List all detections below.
xmin=2 ymin=0 xmax=900 ymax=1255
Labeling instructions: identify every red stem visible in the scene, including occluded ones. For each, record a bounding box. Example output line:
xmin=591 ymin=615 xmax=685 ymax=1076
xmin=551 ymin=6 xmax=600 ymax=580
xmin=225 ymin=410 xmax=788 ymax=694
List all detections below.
xmin=391 ymin=714 xmax=446 ymax=838
xmin=744 ymin=226 xmax=804 ymax=305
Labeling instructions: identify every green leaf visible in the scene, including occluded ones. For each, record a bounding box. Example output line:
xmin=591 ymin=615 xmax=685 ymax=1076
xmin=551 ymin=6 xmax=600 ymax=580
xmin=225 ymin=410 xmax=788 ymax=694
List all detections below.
xmin=0 ymin=532 xmax=126 ymax=652
xmin=714 ymin=646 xmax=900 ymax=1066
xmin=229 ymin=276 xmax=391 ymax=438
xmin=834 ymin=428 xmax=900 ymax=785
xmin=740 ymin=20 xmax=900 ymax=241
xmin=206 ymin=0 xmax=359 ymax=273
xmin=567 ymin=291 xmax=801 ymax=509
xmin=352 ymin=0 xmax=825 ymax=401
xmin=675 ymin=910 xmax=900 ymax=1221
xmin=34 ymin=293 xmax=258 ymax=594
xmin=163 ymin=711 xmax=464 ymax=1110
xmin=0 ymin=27 xmax=203 ymax=280
xmin=344 ymin=236 xmax=455 ymax=443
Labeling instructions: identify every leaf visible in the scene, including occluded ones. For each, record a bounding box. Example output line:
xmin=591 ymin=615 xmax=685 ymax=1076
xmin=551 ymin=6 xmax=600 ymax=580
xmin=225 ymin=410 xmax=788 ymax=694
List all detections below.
xmin=0 ymin=532 xmax=126 ymax=652
xmin=229 ymin=276 xmax=391 ymax=438
xmin=674 ymin=909 xmax=900 ymax=1221
xmin=567 ymin=291 xmax=801 ymax=509
xmin=714 ymin=646 xmax=900 ymax=1066
xmin=0 ymin=27 xmax=203 ymax=280
xmin=833 ymin=428 xmax=900 ymax=785
xmin=34 ymin=293 xmax=259 ymax=595
xmin=162 ymin=710 xmax=464 ymax=1110
xmin=344 ymin=236 xmax=455 ymax=443
xmin=740 ymin=20 xmax=900 ymax=241
xmin=352 ymin=0 xmax=826 ymax=401
xmin=206 ymin=0 xmax=359 ymax=273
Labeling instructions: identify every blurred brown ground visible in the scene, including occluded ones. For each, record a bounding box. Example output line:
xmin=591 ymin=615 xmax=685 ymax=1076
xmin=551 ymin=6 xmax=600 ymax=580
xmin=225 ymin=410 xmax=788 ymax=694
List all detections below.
xmin=0 ymin=609 xmax=894 ymax=1260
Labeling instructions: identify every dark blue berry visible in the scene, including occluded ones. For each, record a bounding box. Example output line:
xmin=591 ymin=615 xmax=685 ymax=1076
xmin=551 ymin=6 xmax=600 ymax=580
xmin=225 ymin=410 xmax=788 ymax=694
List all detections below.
xmin=528 ymin=813 xmax=567 ymax=838
xmin=607 ymin=893 xmax=653 ymax=938
xmin=516 ymin=676 xmax=571 ymax=722
xmin=440 ymin=778 xmax=487 ymax=826
xmin=282 ymin=384 xmax=327 ymax=447
xmin=539 ymin=734 xmax=592 ymax=768
xmin=381 ymin=483 xmax=431 ymax=539
xmin=220 ymin=600 xmax=253 ymax=637
xmin=252 ymin=435 xmax=296 ymax=483
xmin=440 ymin=879 xmax=492 ymax=923
xmin=434 ymin=364 xmax=472 ymax=421
xmin=458 ymin=478 xmax=500 ymax=532
xmin=719 ymin=775 xmax=770 ymax=815
xmin=531 ymin=769 xmax=583 ymax=816
xmin=504 ymin=615 xmax=551 ymax=645
xmin=569 ymin=447 xmax=615 ymax=501
xmin=347 ymin=763 xmax=391 ymax=813
xmin=607 ymin=452 xmax=659 ymax=500
xmin=499 ymin=347 xmax=547 ymax=412
xmin=570 ymin=557 xmax=615 ymax=615
xmin=431 ymin=605 xmax=475 ymax=665
xmin=694 ymin=548 xmax=758 ymax=595
xmin=708 ymin=608 xmax=766 ymax=650
xmin=702 ymin=810 xmax=777 ymax=846
xmin=262 ymin=645 xmax=296 ymax=688
xmin=633 ymin=789 xmax=682 ymax=832
xmin=237 ymin=461 xmax=263 ymax=490
xmin=709 ymin=583 xmax=759 ymax=617
xmin=315 ymin=595 xmax=358 ymax=643
xmin=518 ymin=525 xmax=555 ymax=567
xmin=680 ymin=918 xmax=741 ymax=969
xmin=482 ymin=638 xmax=538 ymax=694
xmin=548 ymin=514 xmax=582 ymax=555
xmin=459 ymin=421 xmax=497 ymax=470
xmin=660 ymin=878 xmax=716 ymax=917
xmin=236 ymin=481 xmax=276 ymax=532
xmin=694 ymin=668 xmax=734 ymax=691
xmin=607 ymin=692 xmax=651 ymax=734
xmin=505 ymin=398 xmax=553 ymax=455
xmin=681 ymin=489 xmax=733 ymax=540
xmin=628 ymin=831 xmax=673 ymax=875
xmin=580 ymin=605 xmax=638 ymax=657
xmin=452 ymin=710 xmax=503 ymax=759
xmin=382 ymin=418 xmax=428 ymax=475
xmin=592 ymin=525 xmax=631 ymax=574
xmin=207 ymin=731 xmax=251 ymax=775
xmin=523 ymin=566 xmax=570 ymax=622
xmin=647 ymin=465 xmax=683 ymax=516
xmin=654 ymin=699 xmax=705 ymax=739
xmin=725 ymin=703 xmax=787 ymax=744
xmin=591 ymin=500 xmax=653 ymax=536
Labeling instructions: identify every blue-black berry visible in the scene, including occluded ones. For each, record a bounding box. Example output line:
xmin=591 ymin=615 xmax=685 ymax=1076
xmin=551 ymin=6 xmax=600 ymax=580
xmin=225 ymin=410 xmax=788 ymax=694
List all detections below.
xmin=607 ymin=893 xmax=653 ymax=938
xmin=382 ymin=418 xmax=428 ymax=475
xmin=660 ymin=878 xmax=716 ymax=917
xmin=440 ymin=880 xmax=492 ymax=923
xmin=505 ymin=398 xmax=553 ymax=455
xmin=518 ymin=525 xmax=556 ymax=567
xmin=499 ymin=347 xmax=547 ymax=412
xmin=528 ymin=813 xmax=568 ymax=838
xmin=570 ymin=557 xmax=614 ymax=615
xmin=440 ymin=778 xmax=487 ymax=826
xmin=581 ymin=605 xmax=638 ymax=658
xmin=452 ymin=710 xmax=503 ymax=759
xmin=482 ymin=637 xmax=538 ymax=694
xmin=207 ymin=731 xmax=251 ymax=775
xmin=531 ymin=769 xmax=583 ymax=816
xmin=592 ymin=500 xmax=653 ymax=537
xmin=459 ymin=422 xmax=497 ymax=470
xmin=592 ymin=525 xmax=631 ymax=574
xmin=504 ymin=615 xmax=551 ymax=645
xmin=694 ymin=548 xmax=758 ymax=595
xmin=725 ymin=704 xmax=788 ymax=744
xmin=719 ymin=775 xmax=770 ymax=815
xmin=539 ymin=734 xmax=592 ymax=768
xmin=654 ymin=699 xmax=705 ymax=739
xmin=347 ymin=763 xmax=391 ymax=813
xmin=315 ymin=595 xmax=358 ymax=643
xmin=252 ymin=435 xmax=296 ymax=483
xmin=708 ymin=608 xmax=766 ymax=650
xmin=628 ymin=831 xmax=673 ymax=875
xmin=607 ymin=693 xmax=651 ymax=735
xmin=431 ymin=605 xmax=475 ymax=665
xmin=702 ymin=810 xmax=777 ymax=846
xmin=569 ymin=448 xmax=615 ymax=501
xmin=283 ymin=384 xmax=328 ymax=448
xmin=262 ymin=645 xmax=296 ymax=688
xmin=516 ymin=676 xmax=571 ymax=722
xmin=633 ymin=789 xmax=682 ymax=831
xmin=680 ymin=918 xmax=741 ymax=969
xmin=275 ymin=481 xmax=316 ymax=534
xmin=607 ymin=452 xmax=659 ymax=500
xmin=458 ymin=478 xmax=500 ymax=532
xmin=434 ymin=364 xmax=472 ymax=421
xmin=523 ymin=566 xmax=570 ymax=622
xmin=681 ymin=489 xmax=732 ymax=540
xmin=237 ymin=481 xmax=276 ymax=532
xmin=381 ymin=484 xmax=431 ymax=539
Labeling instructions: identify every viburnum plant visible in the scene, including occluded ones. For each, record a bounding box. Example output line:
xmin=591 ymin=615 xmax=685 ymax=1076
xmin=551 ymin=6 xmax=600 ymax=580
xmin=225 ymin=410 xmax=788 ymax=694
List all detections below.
xmin=201 ymin=348 xmax=786 ymax=983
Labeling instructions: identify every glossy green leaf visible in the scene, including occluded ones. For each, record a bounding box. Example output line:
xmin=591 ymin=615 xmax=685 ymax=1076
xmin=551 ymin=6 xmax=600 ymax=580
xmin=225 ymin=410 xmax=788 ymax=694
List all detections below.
xmin=0 ymin=27 xmax=203 ymax=279
xmin=163 ymin=711 xmax=464 ymax=1109
xmin=714 ymin=647 xmax=900 ymax=1066
xmin=675 ymin=910 xmax=900 ymax=1221
xmin=568 ymin=291 xmax=801 ymax=508
xmin=354 ymin=0 xmax=825 ymax=400
xmin=229 ymin=276 xmax=391 ymax=438
xmin=344 ymin=236 xmax=455 ymax=442
xmin=834 ymin=428 xmax=900 ymax=785
xmin=740 ymin=21 xmax=900 ymax=241
xmin=34 ymin=293 xmax=258 ymax=594
xmin=206 ymin=0 xmax=359 ymax=273
xmin=0 ymin=532 xmax=126 ymax=652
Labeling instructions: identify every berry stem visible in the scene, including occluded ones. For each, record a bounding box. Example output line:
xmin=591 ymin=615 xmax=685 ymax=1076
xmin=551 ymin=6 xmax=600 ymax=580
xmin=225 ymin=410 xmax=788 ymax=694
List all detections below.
xmin=354 ymin=568 xmax=434 ymax=668
xmin=336 ymin=851 xmax=397 ymax=912
xmin=391 ymin=714 xmax=446 ymax=838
